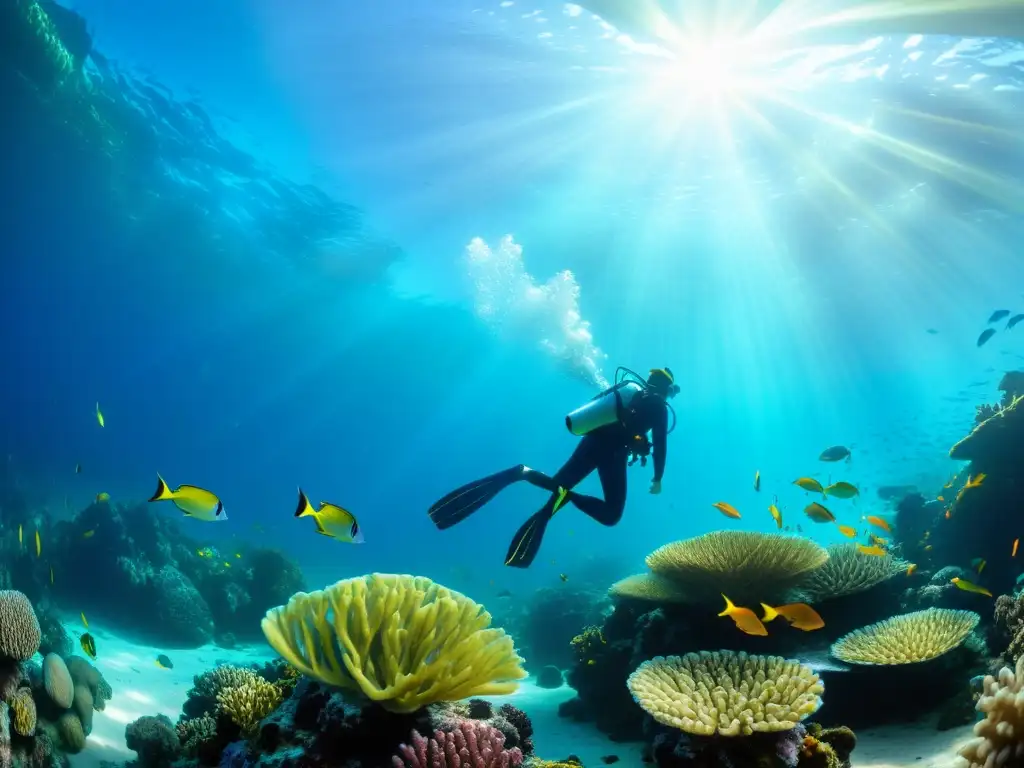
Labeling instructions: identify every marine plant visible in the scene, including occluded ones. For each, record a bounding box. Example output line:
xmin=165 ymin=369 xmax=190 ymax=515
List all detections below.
xmin=626 ymin=651 xmax=824 ymax=736
xmin=830 ymin=608 xmax=980 ymax=665
xmin=261 ymin=573 xmax=527 ymax=713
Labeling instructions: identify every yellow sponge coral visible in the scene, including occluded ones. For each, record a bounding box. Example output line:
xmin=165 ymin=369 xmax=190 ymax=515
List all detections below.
xmin=957 ymin=653 xmax=1024 ymax=767
xmin=830 ymin=608 xmax=979 ymax=666
xmin=217 ymin=678 xmax=282 ymax=736
xmin=261 ymin=573 xmax=526 ymax=713
xmin=627 ymin=651 xmax=824 ymax=737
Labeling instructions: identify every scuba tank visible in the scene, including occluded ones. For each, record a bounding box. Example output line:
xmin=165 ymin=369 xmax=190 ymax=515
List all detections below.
xmin=564 ymin=366 xmax=678 ymax=437
xmin=565 ymin=380 xmax=643 ymax=436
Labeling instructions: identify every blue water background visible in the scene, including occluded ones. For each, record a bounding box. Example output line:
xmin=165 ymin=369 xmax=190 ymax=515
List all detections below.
xmin=3 ymin=0 xmax=1024 ymax=600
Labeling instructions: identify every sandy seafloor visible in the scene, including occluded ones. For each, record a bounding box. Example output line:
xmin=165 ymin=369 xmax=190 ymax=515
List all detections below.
xmin=63 ymin=621 xmax=977 ymax=768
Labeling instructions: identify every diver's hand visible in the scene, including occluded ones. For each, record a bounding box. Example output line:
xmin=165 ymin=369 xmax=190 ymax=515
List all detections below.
xmin=649 ymin=480 xmax=662 ymax=495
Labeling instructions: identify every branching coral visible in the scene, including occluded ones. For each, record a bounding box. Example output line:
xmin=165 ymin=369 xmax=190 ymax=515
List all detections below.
xmin=791 ymin=543 xmax=909 ymax=602
xmin=392 ymin=721 xmax=524 ymax=767
xmin=644 ymin=532 xmax=828 ymax=604
xmin=261 ymin=573 xmax=527 ymax=713
xmin=627 ymin=651 xmax=824 ymax=736
xmin=0 ymin=590 xmax=41 ymax=660
xmin=831 ymin=608 xmax=980 ymax=665
xmin=957 ymin=654 xmax=1024 ymax=767
xmin=216 ymin=677 xmax=282 ymax=736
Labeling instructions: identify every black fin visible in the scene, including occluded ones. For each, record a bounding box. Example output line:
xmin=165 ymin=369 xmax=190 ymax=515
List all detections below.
xmin=504 ymin=495 xmax=559 ymax=569
xmin=294 ymin=489 xmax=310 ymax=518
xmin=148 ymin=474 xmax=169 ymax=503
xmin=428 ymin=465 xmax=527 ymax=530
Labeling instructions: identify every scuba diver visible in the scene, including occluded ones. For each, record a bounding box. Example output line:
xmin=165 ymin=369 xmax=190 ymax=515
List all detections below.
xmin=427 ymin=366 xmax=679 ymax=568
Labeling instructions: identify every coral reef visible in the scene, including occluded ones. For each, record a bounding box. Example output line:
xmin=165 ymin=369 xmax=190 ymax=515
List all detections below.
xmin=992 ymin=591 xmax=1024 ymax=663
xmin=47 ymin=499 xmax=304 ymax=647
xmin=127 ymin=661 xmax=537 ymax=768
xmin=791 ymin=544 xmax=908 ymax=603
xmin=261 ymin=573 xmax=526 ymax=713
xmin=392 ymin=721 xmax=524 ymax=767
xmin=830 ymin=609 xmax=980 ymax=665
xmin=956 ymin=653 xmax=1024 ymax=767
xmin=627 ymin=652 xmax=823 ymax=736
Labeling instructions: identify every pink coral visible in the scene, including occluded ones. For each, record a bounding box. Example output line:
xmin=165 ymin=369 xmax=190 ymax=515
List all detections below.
xmin=392 ymin=721 xmax=524 ymax=768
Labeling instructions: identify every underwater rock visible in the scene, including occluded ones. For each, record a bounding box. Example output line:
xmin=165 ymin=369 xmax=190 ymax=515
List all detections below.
xmin=151 ymin=565 xmax=214 ymax=647
xmin=510 ymin=586 xmax=609 ymax=670
xmin=992 ymin=591 xmax=1024 ymax=663
xmin=125 ymin=714 xmax=181 ymax=768
xmin=536 ymin=665 xmax=563 ymax=689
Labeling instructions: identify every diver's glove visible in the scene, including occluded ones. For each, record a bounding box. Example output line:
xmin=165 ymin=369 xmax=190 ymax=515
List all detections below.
xmin=649 ymin=480 xmax=662 ymax=495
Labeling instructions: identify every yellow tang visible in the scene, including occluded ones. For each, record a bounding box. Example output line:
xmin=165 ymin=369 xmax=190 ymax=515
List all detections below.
xmin=149 ymin=474 xmax=227 ymax=522
xmin=824 ymin=481 xmax=859 ymax=499
xmin=294 ymin=488 xmax=364 ymax=543
xmin=794 ymin=477 xmax=825 ymax=494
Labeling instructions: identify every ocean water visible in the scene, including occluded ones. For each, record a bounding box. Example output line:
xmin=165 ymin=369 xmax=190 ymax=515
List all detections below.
xmin=2 ymin=1 xmax=1024 ymax=767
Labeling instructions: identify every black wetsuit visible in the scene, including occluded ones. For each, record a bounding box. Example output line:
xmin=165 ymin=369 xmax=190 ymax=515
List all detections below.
xmin=546 ymin=388 xmax=668 ymax=526
xmin=427 ymin=386 xmax=671 ymax=568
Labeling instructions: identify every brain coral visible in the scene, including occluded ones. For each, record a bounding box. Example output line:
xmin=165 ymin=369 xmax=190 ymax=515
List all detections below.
xmin=831 ymin=608 xmax=980 ymax=665
xmin=0 ymin=591 xmax=41 ymax=660
xmin=644 ymin=532 xmax=828 ymax=603
xmin=261 ymin=573 xmax=526 ymax=713
xmin=43 ymin=653 xmax=74 ymax=709
xmin=627 ymin=651 xmax=824 ymax=737
xmin=57 ymin=711 xmax=86 ymax=753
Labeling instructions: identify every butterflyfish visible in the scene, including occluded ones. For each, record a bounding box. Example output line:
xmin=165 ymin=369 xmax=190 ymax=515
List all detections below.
xmin=717 ymin=595 xmax=767 ymax=637
xmin=761 ymin=602 xmax=825 ymax=631
xmin=149 ymin=474 xmax=227 ymax=522
xmin=712 ymin=501 xmax=742 ymax=520
xmin=294 ymin=488 xmax=364 ymax=543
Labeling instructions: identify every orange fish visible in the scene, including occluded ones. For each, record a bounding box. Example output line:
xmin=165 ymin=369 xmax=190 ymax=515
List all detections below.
xmin=1014 ymin=539 xmax=1019 ymax=558
xmin=804 ymin=502 xmax=835 ymax=523
xmin=857 ymin=544 xmax=887 ymax=557
xmin=866 ymin=516 xmax=891 ymax=533
xmin=836 ymin=525 xmax=857 ymax=538
xmin=955 ymin=473 xmax=987 ymax=504
xmin=761 ymin=602 xmax=825 ymax=631
xmin=945 ymin=509 xmax=951 ymax=520
xmin=869 ymin=534 xmax=888 ymax=548
xmin=768 ymin=500 xmax=783 ymax=530
xmin=906 ymin=564 xmax=917 ymax=576
xmin=951 ymin=577 xmax=992 ymax=597
xmin=718 ymin=595 xmax=767 ymax=636
xmin=713 ymin=502 xmax=742 ymax=520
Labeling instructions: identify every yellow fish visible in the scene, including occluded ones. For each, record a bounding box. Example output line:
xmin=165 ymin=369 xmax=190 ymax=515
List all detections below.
xmin=906 ymin=564 xmax=917 ymax=576
xmin=223 ymin=562 xmax=231 ymax=568
xmin=761 ymin=602 xmax=825 ymax=631
xmin=96 ymin=492 xmax=110 ymax=503
xmin=836 ymin=524 xmax=857 ymax=538
xmin=1014 ymin=539 xmax=1020 ymax=558
xmin=294 ymin=489 xmax=364 ymax=543
xmin=149 ymin=475 xmax=227 ymax=522
xmin=80 ymin=612 xmax=89 ymax=628
xmin=768 ymin=500 xmax=783 ymax=530
xmin=96 ymin=402 xmax=105 ymax=428
xmin=955 ymin=473 xmax=987 ymax=504
xmin=712 ymin=501 xmax=742 ymax=519
xmin=718 ymin=595 xmax=767 ymax=637
xmin=794 ymin=477 xmax=825 ymax=495
xmin=80 ymin=632 xmax=96 ymax=660
xmin=18 ymin=525 xmax=22 ymax=548
xmin=34 ymin=530 xmax=40 ymax=558
xmin=824 ymin=482 xmax=859 ymax=499
xmin=924 ymin=544 xmax=933 ymax=552
xmin=866 ymin=516 xmax=891 ymax=533
xmin=804 ymin=502 xmax=835 ymax=523
xmin=235 ymin=553 xmax=241 ymax=559
xmin=951 ymin=577 xmax=992 ymax=597
xmin=972 ymin=558 xmax=986 ymax=574
xmin=754 ymin=471 xmax=761 ymax=492
xmin=82 ymin=530 xmax=95 ymax=539
xmin=869 ymin=534 xmax=888 ymax=548
xmin=856 ymin=544 xmax=887 ymax=557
